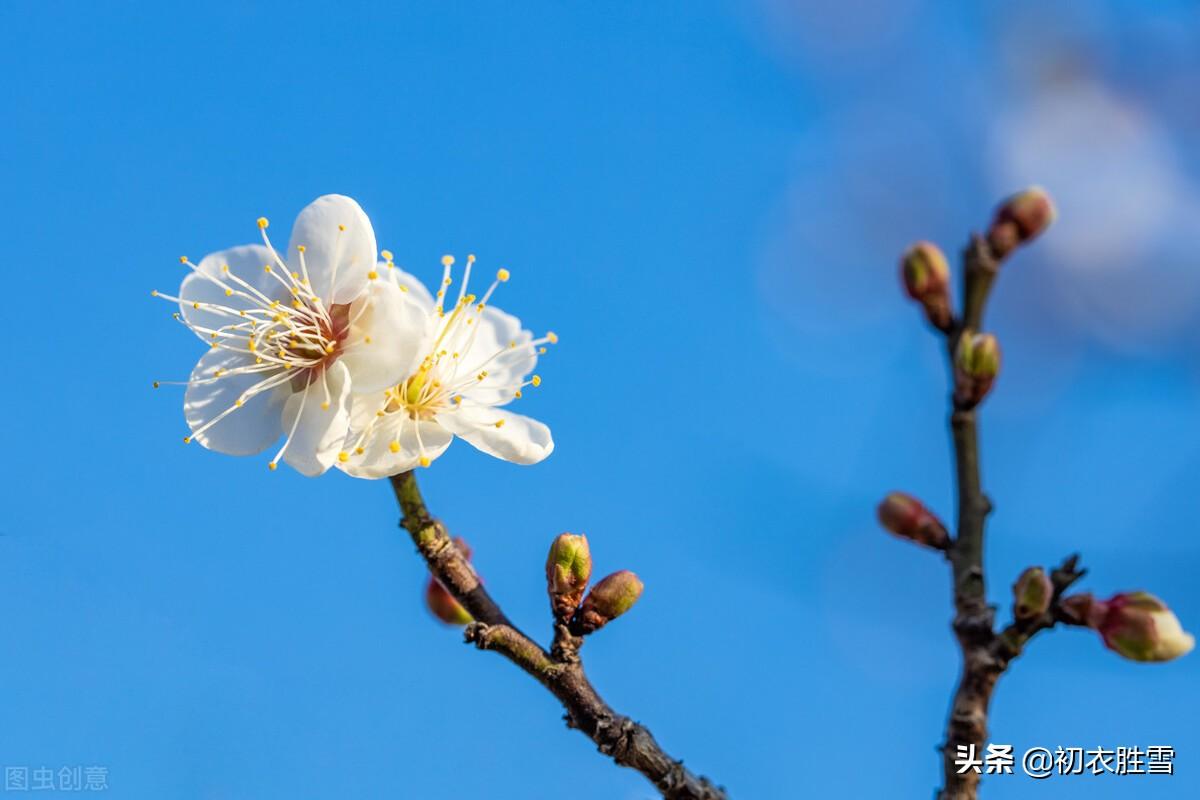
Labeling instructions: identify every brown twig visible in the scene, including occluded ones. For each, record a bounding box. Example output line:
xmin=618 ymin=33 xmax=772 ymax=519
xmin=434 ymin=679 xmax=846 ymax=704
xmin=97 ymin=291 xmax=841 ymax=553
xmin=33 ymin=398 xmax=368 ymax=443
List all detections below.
xmin=389 ymin=471 xmax=727 ymax=800
xmin=934 ymin=236 xmax=1085 ymax=800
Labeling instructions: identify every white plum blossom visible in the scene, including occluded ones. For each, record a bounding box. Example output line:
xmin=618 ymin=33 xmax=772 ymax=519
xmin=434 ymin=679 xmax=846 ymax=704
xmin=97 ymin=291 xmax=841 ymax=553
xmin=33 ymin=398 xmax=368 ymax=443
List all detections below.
xmin=155 ymin=195 xmax=426 ymax=475
xmin=336 ymin=253 xmax=556 ymax=478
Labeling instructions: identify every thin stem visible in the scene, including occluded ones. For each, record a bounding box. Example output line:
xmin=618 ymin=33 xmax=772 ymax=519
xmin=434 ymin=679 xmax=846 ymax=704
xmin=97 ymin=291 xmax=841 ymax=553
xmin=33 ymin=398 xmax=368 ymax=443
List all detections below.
xmin=960 ymin=235 xmax=998 ymax=333
xmin=937 ymin=237 xmax=1001 ymax=800
xmin=937 ymin=408 xmax=997 ymax=800
xmin=934 ymin=234 xmax=1086 ymax=800
xmin=389 ymin=471 xmax=727 ymax=800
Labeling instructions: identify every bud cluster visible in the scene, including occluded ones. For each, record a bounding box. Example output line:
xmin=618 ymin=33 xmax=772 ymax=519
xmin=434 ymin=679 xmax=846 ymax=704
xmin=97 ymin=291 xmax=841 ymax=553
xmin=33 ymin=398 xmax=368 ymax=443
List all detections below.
xmin=876 ymin=492 xmax=949 ymax=550
xmin=1062 ymin=591 xmax=1194 ymax=663
xmin=546 ymin=533 xmax=592 ymax=622
xmin=1012 ymin=566 xmax=1052 ymax=620
xmin=545 ymin=533 xmax=643 ymax=635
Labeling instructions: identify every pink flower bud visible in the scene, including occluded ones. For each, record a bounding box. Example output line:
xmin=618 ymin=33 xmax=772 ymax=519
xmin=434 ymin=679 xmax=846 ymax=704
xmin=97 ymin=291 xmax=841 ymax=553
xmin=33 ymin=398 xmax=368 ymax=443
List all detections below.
xmin=1095 ymin=592 xmax=1194 ymax=663
xmin=546 ymin=533 xmax=592 ymax=622
xmin=954 ymin=331 xmax=1001 ymax=408
xmin=987 ymin=187 xmax=1056 ymax=258
xmin=1012 ymin=567 xmax=1053 ymax=620
xmin=876 ymin=492 xmax=949 ymax=550
xmin=576 ymin=570 xmax=643 ymax=634
xmin=900 ymin=241 xmax=952 ymax=330
xmin=425 ymin=577 xmax=472 ymax=626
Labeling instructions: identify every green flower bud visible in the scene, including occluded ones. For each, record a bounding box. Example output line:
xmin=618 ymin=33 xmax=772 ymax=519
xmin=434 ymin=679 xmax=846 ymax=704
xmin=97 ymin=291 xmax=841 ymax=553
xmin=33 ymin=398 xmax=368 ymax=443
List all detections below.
xmin=546 ymin=533 xmax=592 ymax=622
xmin=576 ymin=570 xmax=644 ymax=634
xmin=954 ymin=331 xmax=1001 ymax=408
xmin=901 ymin=241 xmax=952 ymax=330
xmin=1012 ymin=566 xmax=1052 ymax=620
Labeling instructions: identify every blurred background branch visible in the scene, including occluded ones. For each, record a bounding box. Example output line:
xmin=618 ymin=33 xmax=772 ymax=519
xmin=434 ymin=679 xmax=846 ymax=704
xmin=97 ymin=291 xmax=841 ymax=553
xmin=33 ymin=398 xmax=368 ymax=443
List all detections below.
xmin=886 ymin=190 xmax=1192 ymax=799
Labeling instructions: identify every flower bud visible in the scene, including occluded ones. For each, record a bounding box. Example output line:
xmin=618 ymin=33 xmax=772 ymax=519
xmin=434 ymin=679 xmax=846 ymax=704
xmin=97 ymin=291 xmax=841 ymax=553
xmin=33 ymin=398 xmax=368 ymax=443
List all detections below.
xmin=575 ymin=570 xmax=643 ymax=634
xmin=425 ymin=576 xmax=472 ymax=626
xmin=1094 ymin=592 xmax=1194 ymax=663
xmin=987 ymin=187 xmax=1056 ymax=258
xmin=1012 ymin=567 xmax=1052 ymax=620
xmin=954 ymin=331 xmax=1001 ymax=408
xmin=900 ymin=241 xmax=952 ymax=330
xmin=546 ymin=533 xmax=592 ymax=622
xmin=876 ymin=492 xmax=949 ymax=550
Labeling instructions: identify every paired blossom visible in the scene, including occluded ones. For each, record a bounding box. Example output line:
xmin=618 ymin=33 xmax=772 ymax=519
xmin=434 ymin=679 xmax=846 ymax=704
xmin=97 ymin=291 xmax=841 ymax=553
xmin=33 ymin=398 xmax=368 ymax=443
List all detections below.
xmin=155 ymin=195 xmax=554 ymax=477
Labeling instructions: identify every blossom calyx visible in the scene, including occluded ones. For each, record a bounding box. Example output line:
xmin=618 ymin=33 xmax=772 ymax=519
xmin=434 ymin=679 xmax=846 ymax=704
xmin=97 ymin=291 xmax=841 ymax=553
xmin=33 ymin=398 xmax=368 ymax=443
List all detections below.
xmin=546 ymin=533 xmax=592 ymax=622
xmin=901 ymin=241 xmax=952 ymax=330
xmin=1060 ymin=593 xmax=1105 ymax=628
xmin=1012 ymin=566 xmax=1053 ymax=620
xmin=987 ymin=187 xmax=1056 ymax=259
xmin=1064 ymin=591 xmax=1194 ymax=663
xmin=575 ymin=570 xmax=643 ymax=634
xmin=876 ymin=492 xmax=949 ymax=550
xmin=954 ymin=331 xmax=1001 ymax=408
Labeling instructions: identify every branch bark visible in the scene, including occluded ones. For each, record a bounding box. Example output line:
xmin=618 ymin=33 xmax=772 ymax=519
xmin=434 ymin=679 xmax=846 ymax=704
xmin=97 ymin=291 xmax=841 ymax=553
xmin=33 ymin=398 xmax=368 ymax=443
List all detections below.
xmin=935 ymin=237 xmax=1085 ymax=800
xmin=390 ymin=471 xmax=727 ymax=800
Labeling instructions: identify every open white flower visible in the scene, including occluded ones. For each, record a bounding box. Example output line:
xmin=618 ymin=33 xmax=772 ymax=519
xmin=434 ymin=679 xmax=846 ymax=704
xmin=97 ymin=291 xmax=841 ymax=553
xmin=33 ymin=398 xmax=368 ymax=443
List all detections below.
xmin=337 ymin=254 xmax=556 ymax=478
xmin=154 ymin=195 xmax=426 ymax=476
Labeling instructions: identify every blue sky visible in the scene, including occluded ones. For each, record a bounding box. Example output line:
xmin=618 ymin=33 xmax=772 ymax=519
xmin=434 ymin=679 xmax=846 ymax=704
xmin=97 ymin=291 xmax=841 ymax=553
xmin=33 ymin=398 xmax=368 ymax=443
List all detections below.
xmin=1 ymin=1 xmax=1197 ymax=798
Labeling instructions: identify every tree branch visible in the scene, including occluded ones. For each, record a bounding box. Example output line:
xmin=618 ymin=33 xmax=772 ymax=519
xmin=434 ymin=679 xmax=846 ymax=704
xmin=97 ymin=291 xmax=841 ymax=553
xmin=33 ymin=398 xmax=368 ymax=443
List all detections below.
xmin=938 ymin=406 xmax=998 ymax=800
xmin=934 ymin=234 xmax=1087 ymax=800
xmin=390 ymin=471 xmax=727 ymax=800
xmin=935 ymin=237 xmax=1000 ymax=800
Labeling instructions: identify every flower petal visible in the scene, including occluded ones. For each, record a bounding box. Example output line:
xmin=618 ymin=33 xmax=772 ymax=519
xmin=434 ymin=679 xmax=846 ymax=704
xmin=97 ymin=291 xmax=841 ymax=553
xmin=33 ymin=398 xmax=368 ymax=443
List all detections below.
xmin=184 ymin=348 xmax=287 ymax=456
xmin=280 ymin=360 xmax=353 ymax=476
xmin=437 ymin=404 xmax=553 ymax=465
xmin=179 ymin=245 xmax=286 ymax=341
xmin=337 ymin=278 xmax=432 ymax=394
xmin=386 ymin=264 xmax=436 ymax=311
xmin=339 ymin=408 xmax=454 ymax=479
xmin=458 ymin=305 xmax=538 ymax=407
xmin=286 ymin=195 xmax=377 ymax=306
